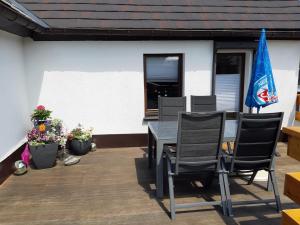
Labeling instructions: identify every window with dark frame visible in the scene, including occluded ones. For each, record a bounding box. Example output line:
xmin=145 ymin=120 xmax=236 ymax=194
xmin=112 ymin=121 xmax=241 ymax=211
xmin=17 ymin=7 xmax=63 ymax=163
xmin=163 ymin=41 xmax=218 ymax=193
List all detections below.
xmin=215 ymin=53 xmax=245 ymax=118
xmin=298 ymin=61 xmax=300 ymax=93
xmin=144 ymin=54 xmax=183 ymax=116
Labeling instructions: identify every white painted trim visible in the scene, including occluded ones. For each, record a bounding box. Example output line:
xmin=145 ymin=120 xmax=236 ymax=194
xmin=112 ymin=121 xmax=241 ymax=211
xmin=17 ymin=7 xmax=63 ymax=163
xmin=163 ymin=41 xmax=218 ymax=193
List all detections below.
xmin=0 ymin=137 xmax=27 ymax=163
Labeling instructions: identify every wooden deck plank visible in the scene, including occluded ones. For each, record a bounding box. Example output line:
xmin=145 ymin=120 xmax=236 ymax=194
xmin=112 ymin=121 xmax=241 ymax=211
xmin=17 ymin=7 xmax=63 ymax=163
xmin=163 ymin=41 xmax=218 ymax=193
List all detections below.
xmin=0 ymin=143 xmax=299 ymax=225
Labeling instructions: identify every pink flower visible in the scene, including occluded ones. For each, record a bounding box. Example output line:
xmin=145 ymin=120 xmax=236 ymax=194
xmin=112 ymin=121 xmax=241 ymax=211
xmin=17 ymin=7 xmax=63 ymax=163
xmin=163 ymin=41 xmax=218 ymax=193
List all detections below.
xmin=21 ymin=144 xmax=31 ymax=166
xmin=36 ymin=105 xmax=45 ymax=111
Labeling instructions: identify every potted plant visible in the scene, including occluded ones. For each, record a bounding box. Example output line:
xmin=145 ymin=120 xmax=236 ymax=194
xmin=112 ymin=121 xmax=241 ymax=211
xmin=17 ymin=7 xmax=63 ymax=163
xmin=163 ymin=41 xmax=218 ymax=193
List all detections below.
xmin=27 ymin=127 xmax=62 ymax=169
xmin=68 ymin=124 xmax=93 ymax=155
xmin=50 ymin=118 xmax=65 ymax=137
xmin=31 ymin=105 xmax=52 ymax=132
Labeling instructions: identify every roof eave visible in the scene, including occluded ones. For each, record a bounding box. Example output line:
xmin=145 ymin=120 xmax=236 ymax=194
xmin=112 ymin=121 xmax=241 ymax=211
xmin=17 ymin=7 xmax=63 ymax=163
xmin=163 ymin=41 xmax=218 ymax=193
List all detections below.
xmin=0 ymin=0 xmax=47 ymax=36
xmin=32 ymin=28 xmax=300 ymax=41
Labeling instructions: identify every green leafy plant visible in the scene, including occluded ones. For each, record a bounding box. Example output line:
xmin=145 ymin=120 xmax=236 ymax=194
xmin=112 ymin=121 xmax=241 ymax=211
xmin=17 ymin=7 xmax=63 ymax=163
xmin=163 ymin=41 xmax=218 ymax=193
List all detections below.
xmin=68 ymin=124 xmax=93 ymax=142
xmin=31 ymin=105 xmax=52 ymax=121
xmin=51 ymin=118 xmax=63 ymax=128
xmin=28 ymin=140 xmax=46 ymax=147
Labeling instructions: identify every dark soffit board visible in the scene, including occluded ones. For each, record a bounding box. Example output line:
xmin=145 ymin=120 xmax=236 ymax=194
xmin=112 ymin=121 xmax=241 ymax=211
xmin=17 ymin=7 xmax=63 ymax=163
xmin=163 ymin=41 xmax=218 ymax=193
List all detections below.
xmin=31 ymin=28 xmax=300 ymax=41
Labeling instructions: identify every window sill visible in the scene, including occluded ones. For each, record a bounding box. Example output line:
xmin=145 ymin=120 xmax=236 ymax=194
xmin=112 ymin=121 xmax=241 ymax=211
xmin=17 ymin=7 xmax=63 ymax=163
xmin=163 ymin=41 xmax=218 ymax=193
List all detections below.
xmin=143 ymin=116 xmax=158 ymax=121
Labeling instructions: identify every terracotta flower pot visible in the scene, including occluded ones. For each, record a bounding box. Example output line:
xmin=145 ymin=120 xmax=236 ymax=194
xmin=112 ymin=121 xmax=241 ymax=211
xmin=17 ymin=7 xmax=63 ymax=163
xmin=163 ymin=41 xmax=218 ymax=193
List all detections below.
xmin=29 ymin=143 xmax=58 ymax=169
xmin=69 ymin=139 xmax=91 ymax=155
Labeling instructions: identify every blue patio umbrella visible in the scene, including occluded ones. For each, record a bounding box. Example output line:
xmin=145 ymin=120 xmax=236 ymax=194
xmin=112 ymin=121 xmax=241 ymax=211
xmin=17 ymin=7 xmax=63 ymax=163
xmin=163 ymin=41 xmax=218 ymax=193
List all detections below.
xmin=245 ymin=29 xmax=278 ymax=113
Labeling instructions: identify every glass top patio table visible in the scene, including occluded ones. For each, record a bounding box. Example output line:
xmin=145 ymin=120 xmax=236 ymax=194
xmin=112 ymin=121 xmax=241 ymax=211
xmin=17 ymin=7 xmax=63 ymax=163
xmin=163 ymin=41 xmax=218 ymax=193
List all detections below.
xmin=148 ymin=120 xmax=237 ymax=143
xmin=148 ymin=120 xmax=238 ymax=198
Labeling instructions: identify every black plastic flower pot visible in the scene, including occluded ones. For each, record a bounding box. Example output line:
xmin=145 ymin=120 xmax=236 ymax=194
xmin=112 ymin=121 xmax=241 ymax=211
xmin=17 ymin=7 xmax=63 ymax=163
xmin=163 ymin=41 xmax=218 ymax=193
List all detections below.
xmin=69 ymin=139 xmax=91 ymax=155
xmin=29 ymin=143 xmax=58 ymax=169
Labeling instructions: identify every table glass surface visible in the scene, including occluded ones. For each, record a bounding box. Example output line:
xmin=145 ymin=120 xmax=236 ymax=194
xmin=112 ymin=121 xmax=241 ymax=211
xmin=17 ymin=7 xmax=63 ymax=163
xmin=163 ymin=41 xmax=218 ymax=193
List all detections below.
xmin=148 ymin=120 xmax=237 ymax=142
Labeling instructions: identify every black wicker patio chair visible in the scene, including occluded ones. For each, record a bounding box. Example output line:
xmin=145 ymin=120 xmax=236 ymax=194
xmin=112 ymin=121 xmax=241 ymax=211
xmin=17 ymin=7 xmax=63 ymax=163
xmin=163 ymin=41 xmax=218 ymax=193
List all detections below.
xmin=148 ymin=97 xmax=186 ymax=169
xmin=223 ymin=112 xmax=284 ymax=216
xmin=164 ymin=111 xmax=228 ymax=219
xmin=158 ymin=96 xmax=186 ymax=121
xmin=191 ymin=95 xmax=216 ymax=112
xmin=190 ymin=95 xmax=220 ymax=185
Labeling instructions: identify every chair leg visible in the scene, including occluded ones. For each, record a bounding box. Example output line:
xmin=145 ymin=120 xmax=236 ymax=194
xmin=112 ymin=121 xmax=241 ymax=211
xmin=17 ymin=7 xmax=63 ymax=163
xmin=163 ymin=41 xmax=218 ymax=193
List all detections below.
xmin=163 ymin=155 xmax=169 ymax=195
xmin=248 ymin=170 xmax=258 ymax=185
xmin=167 ymin=160 xmax=176 ymax=220
xmin=269 ymin=170 xmax=282 ymax=212
xmin=148 ymin=128 xmax=153 ymax=169
xmin=218 ymin=172 xmax=227 ymax=216
xmin=148 ymin=148 xmax=152 ymax=169
xmin=153 ymin=140 xmax=157 ymax=160
xmin=223 ymin=172 xmax=233 ymax=217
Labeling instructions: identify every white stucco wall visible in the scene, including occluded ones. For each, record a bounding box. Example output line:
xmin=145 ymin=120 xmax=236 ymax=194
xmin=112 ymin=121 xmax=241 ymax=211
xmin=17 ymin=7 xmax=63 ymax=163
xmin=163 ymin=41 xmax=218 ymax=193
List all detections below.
xmin=23 ymin=40 xmax=213 ymax=134
xmin=1 ymin=36 xmax=297 ymax=161
xmin=0 ymin=31 xmax=30 ymax=162
xmin=259 ymin=41 xmax=300 ymax=126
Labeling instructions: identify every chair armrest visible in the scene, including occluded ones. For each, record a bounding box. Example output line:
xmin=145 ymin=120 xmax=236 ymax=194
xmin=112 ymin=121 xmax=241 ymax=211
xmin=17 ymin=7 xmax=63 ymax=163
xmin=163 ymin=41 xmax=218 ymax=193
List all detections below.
xmin=163 ymin=145 xmax=176 ymax=163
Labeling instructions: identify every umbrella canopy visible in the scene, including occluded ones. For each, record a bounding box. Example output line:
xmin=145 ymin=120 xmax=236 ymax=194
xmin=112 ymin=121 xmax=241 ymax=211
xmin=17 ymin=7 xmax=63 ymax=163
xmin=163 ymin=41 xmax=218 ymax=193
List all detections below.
xmin=245 ymin=29 xmax=278 ymax=112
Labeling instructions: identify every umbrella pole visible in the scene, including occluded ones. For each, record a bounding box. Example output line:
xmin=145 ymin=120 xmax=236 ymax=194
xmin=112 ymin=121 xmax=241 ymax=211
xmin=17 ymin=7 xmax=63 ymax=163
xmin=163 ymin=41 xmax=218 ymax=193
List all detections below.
xmin=257 ymin=107 xmax=260 ymax=114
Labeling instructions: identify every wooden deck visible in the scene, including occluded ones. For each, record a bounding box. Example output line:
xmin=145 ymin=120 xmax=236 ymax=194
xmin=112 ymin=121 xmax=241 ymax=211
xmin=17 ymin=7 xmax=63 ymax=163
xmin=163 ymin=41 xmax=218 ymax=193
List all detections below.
xmin=0 ymin=143 xmax=299 ymax=225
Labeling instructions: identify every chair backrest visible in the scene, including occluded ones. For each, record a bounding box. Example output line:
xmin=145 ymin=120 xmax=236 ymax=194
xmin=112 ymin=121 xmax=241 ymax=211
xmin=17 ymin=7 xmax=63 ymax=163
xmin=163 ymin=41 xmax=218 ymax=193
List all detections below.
xmin=191 ymin=95 xmax=216 ymax=112
xmin=158 ymin=97 xmax=186 ymax=121
xmin=231 ymin=112 xmax=284 ymax=172
xmin=175 ymin=111 xmax=226 ymax=174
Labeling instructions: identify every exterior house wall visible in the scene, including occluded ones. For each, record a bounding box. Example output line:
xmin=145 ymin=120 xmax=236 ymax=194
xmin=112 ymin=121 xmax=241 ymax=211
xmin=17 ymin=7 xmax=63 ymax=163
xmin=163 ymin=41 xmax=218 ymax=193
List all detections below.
xmin=23 ymin=40 xmax=213 ymax=134
xmin=259 ymin=41 xmax=300 ymax=126
xmin=0 ymin=30 xmax=29 ymax=162
xmin=0 ymin=37 xmax=298 ymax=160
xmin=23 ymin=39 xmax=300 ymax=135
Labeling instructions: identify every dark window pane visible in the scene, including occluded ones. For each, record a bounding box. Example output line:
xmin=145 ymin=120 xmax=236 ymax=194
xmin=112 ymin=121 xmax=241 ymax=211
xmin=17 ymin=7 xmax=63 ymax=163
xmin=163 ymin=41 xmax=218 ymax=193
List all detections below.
xmin=147 ymin=82 xmax=180 ymax=109
xmin=145 ymin=55 xmax=182 ymax=111
xmin=216 ymin=54 xmax=242 ymax=74
xmin=146 ymin=56 xmax=179 ymax=82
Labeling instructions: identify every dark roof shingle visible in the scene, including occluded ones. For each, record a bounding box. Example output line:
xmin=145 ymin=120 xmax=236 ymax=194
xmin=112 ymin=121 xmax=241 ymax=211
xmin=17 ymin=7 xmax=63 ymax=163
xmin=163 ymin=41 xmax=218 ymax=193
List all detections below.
xmin=16 ymin=0 xmax=300 ymax=30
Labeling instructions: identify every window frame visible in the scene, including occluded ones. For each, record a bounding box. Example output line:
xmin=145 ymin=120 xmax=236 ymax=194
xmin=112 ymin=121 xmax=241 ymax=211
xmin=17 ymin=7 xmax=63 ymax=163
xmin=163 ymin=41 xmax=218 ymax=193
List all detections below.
xmin=298 ymin=61 xmax=300 ymax=93
xmin=212 ymin=42 xmax=256 ymax=117
xmin=143 ymin=53 xmax=183 ymax=117
xmin=214 ymin=52 xmax=246 ymax=118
